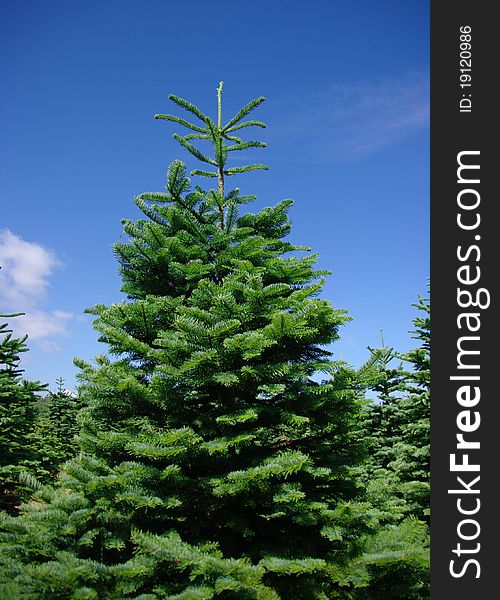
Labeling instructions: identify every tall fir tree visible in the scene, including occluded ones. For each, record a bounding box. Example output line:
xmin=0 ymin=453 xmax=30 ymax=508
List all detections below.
xmin=0 ymin=84 xmax=370 ymax=599
xmin=0 ymin=314 xmax=47 ymax=513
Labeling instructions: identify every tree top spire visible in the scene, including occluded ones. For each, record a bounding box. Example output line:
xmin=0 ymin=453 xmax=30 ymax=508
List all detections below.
xmin=154 ymin=83 xmax=268 ymax=192
xmin=217 ymin=81 xmax=224 ymax=129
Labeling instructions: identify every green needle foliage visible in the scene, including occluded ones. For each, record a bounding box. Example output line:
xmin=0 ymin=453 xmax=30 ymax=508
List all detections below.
xmin=155 ymin=81 xmax=268 ymax=216
xmin=361 ymin=292 xmax=430 ymax=523
xmin=0 ymin=315 xmax=47 ymax=514
xmin=390 ymin=292 xmax=430 ymax=521
xmin=30 ymin=378 xmax=84 ymax=483
xmin=352 ymin=291 xmax=430 ymax=598
xmin=0 ymin=85 xmax=369 ymax=598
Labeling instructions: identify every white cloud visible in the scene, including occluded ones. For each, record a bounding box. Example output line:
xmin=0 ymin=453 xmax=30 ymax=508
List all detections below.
xmin=0 ymin=229 xmax=59 ymax=305
xmin=0 ymin=229 xmax=76 ymax=350
xmin=268 ymin=73 xmax=429 ymax=162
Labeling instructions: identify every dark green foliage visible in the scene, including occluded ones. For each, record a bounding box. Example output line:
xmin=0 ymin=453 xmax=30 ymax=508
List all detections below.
xmin=0 ymin=86 xmax=369 ymax=598
xmin=357 ymin=343 xmax=407 ymax=518
xmin=392 ymin=294 xmax=430 ymax=519
xmin=362 ymin=294 xmax=430 ymax=522
xmin=352 ymin=292 xmax=430 ymax=598
xmin=353 ymin=518 xmax=430 ymax=599
xmin=30 ymin=378 xmax=84 ymax=482
xmin=0 ymin=315 xmax=47 ymax=513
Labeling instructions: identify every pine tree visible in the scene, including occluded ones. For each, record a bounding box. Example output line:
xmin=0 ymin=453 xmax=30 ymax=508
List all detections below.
xmin=350 ymin=291 xmax=430 ymax=599
xmin=388 ymin=293 xmax=430 ymax=521
xmin=30 ymin=378 xmax=84 ymax=482
xmin=0 ymin=84 xmax=369 ymax=598
xmin=359 ymin=292 xmax=430 ymax=522
xmin=356 ymin=343 xmax=410 ymax=523
xmin=0 ymin=314 xmax=47 ymax=513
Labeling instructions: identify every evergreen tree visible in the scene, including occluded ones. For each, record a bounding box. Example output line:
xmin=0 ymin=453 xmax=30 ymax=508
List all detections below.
xmin=0 ymin=84 xmax=369 ymax=598
xmin=0 ymin=314 xmax=47 ymax=513
xmin=359 ymin=292 xmax=430 ymax=522
xmin=351 ymin=291 xmax=430 ymax=599
xmin=30 ymin=378 xmax=84 ymax=483
xmin=388 ymin=293 xmax=430 ymax=521
xmin=356 ymin=344 xmax=410 ymax=523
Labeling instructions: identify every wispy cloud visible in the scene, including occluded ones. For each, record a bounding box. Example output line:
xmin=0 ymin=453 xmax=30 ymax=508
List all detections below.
xmin=0 ymin=229 xmax=77 ymax=351
xmin=268 ymin=73 xmax=429 ymax=162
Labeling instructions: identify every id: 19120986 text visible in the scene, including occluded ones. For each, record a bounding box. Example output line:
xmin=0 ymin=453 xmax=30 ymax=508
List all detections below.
xmin=459 ymin=25 xmax=472 ymax=113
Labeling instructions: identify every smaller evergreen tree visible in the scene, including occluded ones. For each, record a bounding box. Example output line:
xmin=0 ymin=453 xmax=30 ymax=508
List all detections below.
xmin=356 ymin=343 xmax=410 ymax=523
xmin=0 ymin=314 xmax=47 ymax=513
xmin=30 ymin=378 xmax=83 ymax=482
xmin=351 ymin=291 xmax=430 ymax=599
xmin=388 ymin=293 xmax=430 ymax=521
xmin=359 ymin=291 xmax=430 ymax=522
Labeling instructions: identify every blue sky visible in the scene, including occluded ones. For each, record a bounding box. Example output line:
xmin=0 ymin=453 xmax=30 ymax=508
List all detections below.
xmin=0 ymin=0 xmax=429 ymax=391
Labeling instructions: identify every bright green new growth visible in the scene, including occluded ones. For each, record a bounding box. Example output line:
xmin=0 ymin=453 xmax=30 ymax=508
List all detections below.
xmin=0 ymin=86 xmax=368 ymax=598
xmin=155 ymin=81 xmax=267 ymax=228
